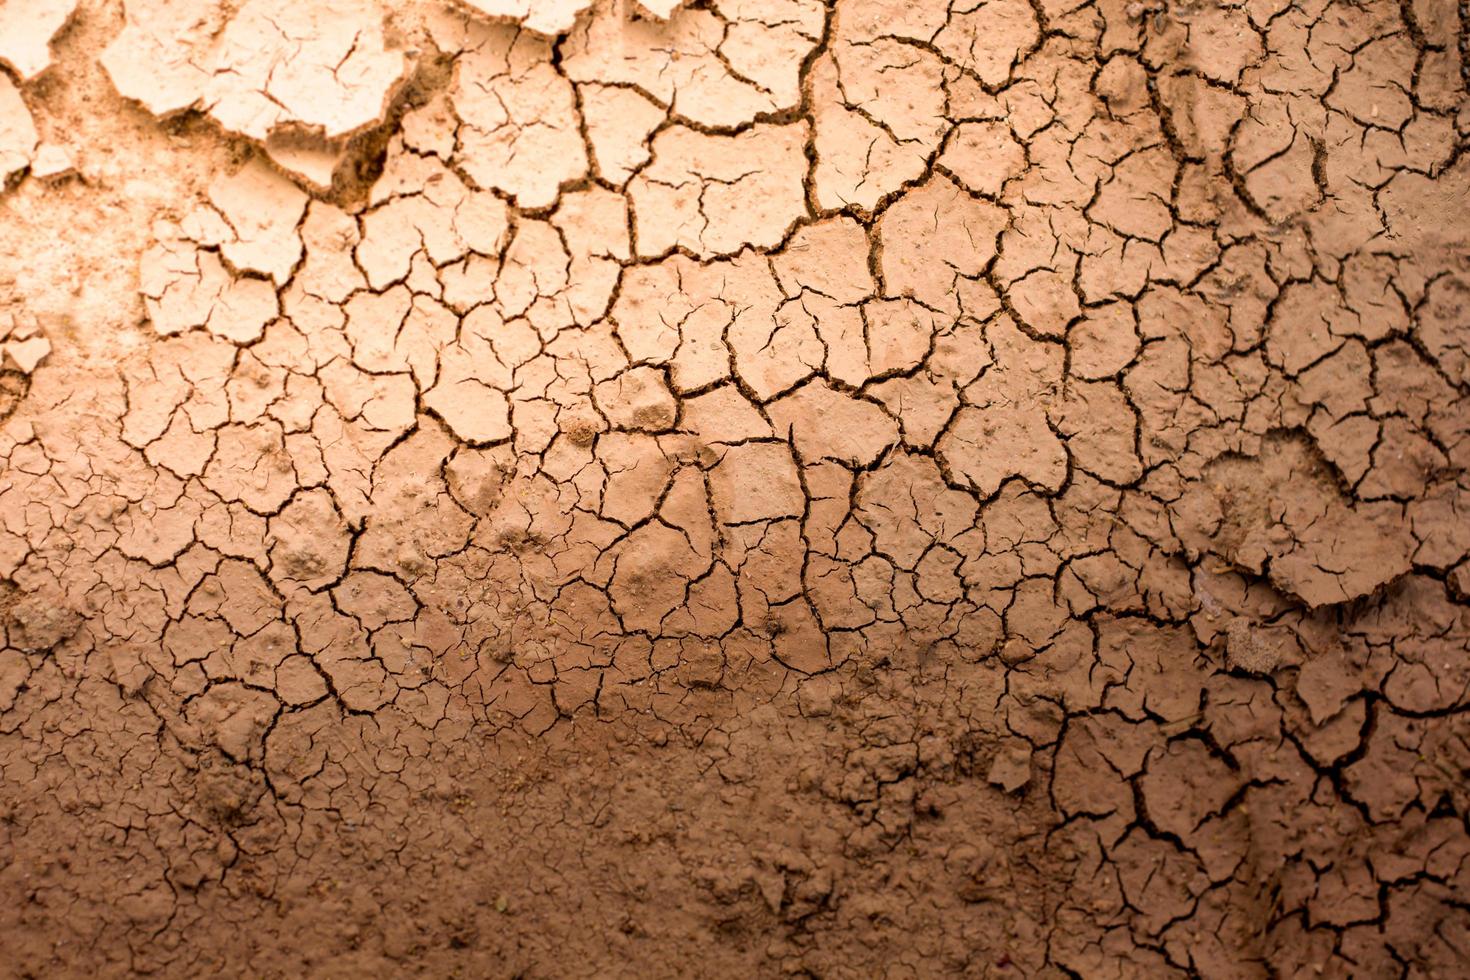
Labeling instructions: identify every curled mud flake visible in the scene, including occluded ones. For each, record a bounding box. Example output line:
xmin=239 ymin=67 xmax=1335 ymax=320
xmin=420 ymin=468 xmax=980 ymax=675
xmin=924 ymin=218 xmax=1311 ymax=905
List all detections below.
xmin=101 ymin=0 xmax=227 ymax=118
xmin=633 ymin=0 xmax=685 ymax=17
xmin=27 ymin=141 xmax=73 ymax=179
xmin=986 ymin=737 xmax=1032 ymax=793
xmin=454 ymin=0 xmax=593 ymax=36
xmin=208 ymin=0 xmax=405 ymax=138
xmin=1 ymin=313 xmax=51 ymax=374
xmin=0 ymin=0 xmax=77 ymax=80
xmin=0 ymin=73 xmax=37 ymax=184
xmin=104 ymin=0 xmax=408 ymax=187
xmin=564 ymin=0 xmax=815 ymax=129
xmin=208 ymin=158 xmax=309 ymax=286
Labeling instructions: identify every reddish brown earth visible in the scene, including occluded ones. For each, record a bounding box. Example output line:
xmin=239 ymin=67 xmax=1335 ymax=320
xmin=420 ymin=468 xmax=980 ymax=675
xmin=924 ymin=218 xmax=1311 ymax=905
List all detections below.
xmin=1 ymin=0 xmax=1469 ymax=976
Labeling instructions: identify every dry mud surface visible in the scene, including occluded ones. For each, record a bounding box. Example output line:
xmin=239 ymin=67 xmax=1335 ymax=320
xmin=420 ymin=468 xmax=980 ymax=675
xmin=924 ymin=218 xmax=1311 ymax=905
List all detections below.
xmin=1 ymin=0 xmax=1469 ymax=975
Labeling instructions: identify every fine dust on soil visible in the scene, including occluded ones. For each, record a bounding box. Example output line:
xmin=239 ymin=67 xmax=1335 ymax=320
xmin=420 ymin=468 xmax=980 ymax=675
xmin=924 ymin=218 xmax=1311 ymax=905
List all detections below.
xmin=0 ymin=0 xmax=1468 ymax=976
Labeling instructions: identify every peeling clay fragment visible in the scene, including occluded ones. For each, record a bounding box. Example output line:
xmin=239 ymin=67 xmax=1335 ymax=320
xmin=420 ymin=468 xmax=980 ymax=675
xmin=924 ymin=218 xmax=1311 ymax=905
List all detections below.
xmin=1175 ymin=434 xmax=1413 ymax=607
xmin=453 ymin=0 xmax=593 ymax=36
xmin=0 ymin=311 xmax=51 ymax=375
xmin=103 ymin=0 xmax=408 ymax=186
xmin=633 ymin=0 xmax=685 ymax=17
xmin=0 ymin=74 xmax=37 ymax=183
xmin=0 ymin=0 xmax=77 ymax=79
xmin=4 ymin=334 xmax=51 ymax=373
xmin=28 ymin=142 xmax=73 ymax=179
xmin=987 ymin=738 xmax=1033 ymax=792
xmin=563 ymin=1 xmax=819 ymax=129
xmin=208 ymin=159 xmax=308 ymax=286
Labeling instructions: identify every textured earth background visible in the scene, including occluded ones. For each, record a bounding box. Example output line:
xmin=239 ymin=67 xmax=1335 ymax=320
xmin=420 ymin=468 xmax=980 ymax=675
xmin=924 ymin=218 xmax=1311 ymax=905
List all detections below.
xmin=1 ymin=0 xmax=1469 ymax=975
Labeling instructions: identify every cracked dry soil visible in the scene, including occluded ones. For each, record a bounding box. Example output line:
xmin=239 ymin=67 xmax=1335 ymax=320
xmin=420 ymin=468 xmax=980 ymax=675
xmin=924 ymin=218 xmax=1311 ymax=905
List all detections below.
xmin=0 ymin=0 xmax=1469 ymax=975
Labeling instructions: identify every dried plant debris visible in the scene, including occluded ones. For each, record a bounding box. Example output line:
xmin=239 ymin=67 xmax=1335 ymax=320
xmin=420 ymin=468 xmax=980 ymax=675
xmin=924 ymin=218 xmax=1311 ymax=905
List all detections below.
xmin=1 ymin=0 xmax=1469 ymax=976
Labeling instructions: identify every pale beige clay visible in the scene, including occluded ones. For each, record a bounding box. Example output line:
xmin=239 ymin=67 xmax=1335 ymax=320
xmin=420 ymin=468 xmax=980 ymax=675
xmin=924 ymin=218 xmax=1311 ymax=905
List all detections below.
xmin=0 ymin=0 xmax=78 ymax=79
xmin=102 ymin=0 xmax=408 ymax=187
xmin=453 ymin=0 xmax=593 ymax=36
xmin=0 ymin=73 xmax=37 ymax=182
